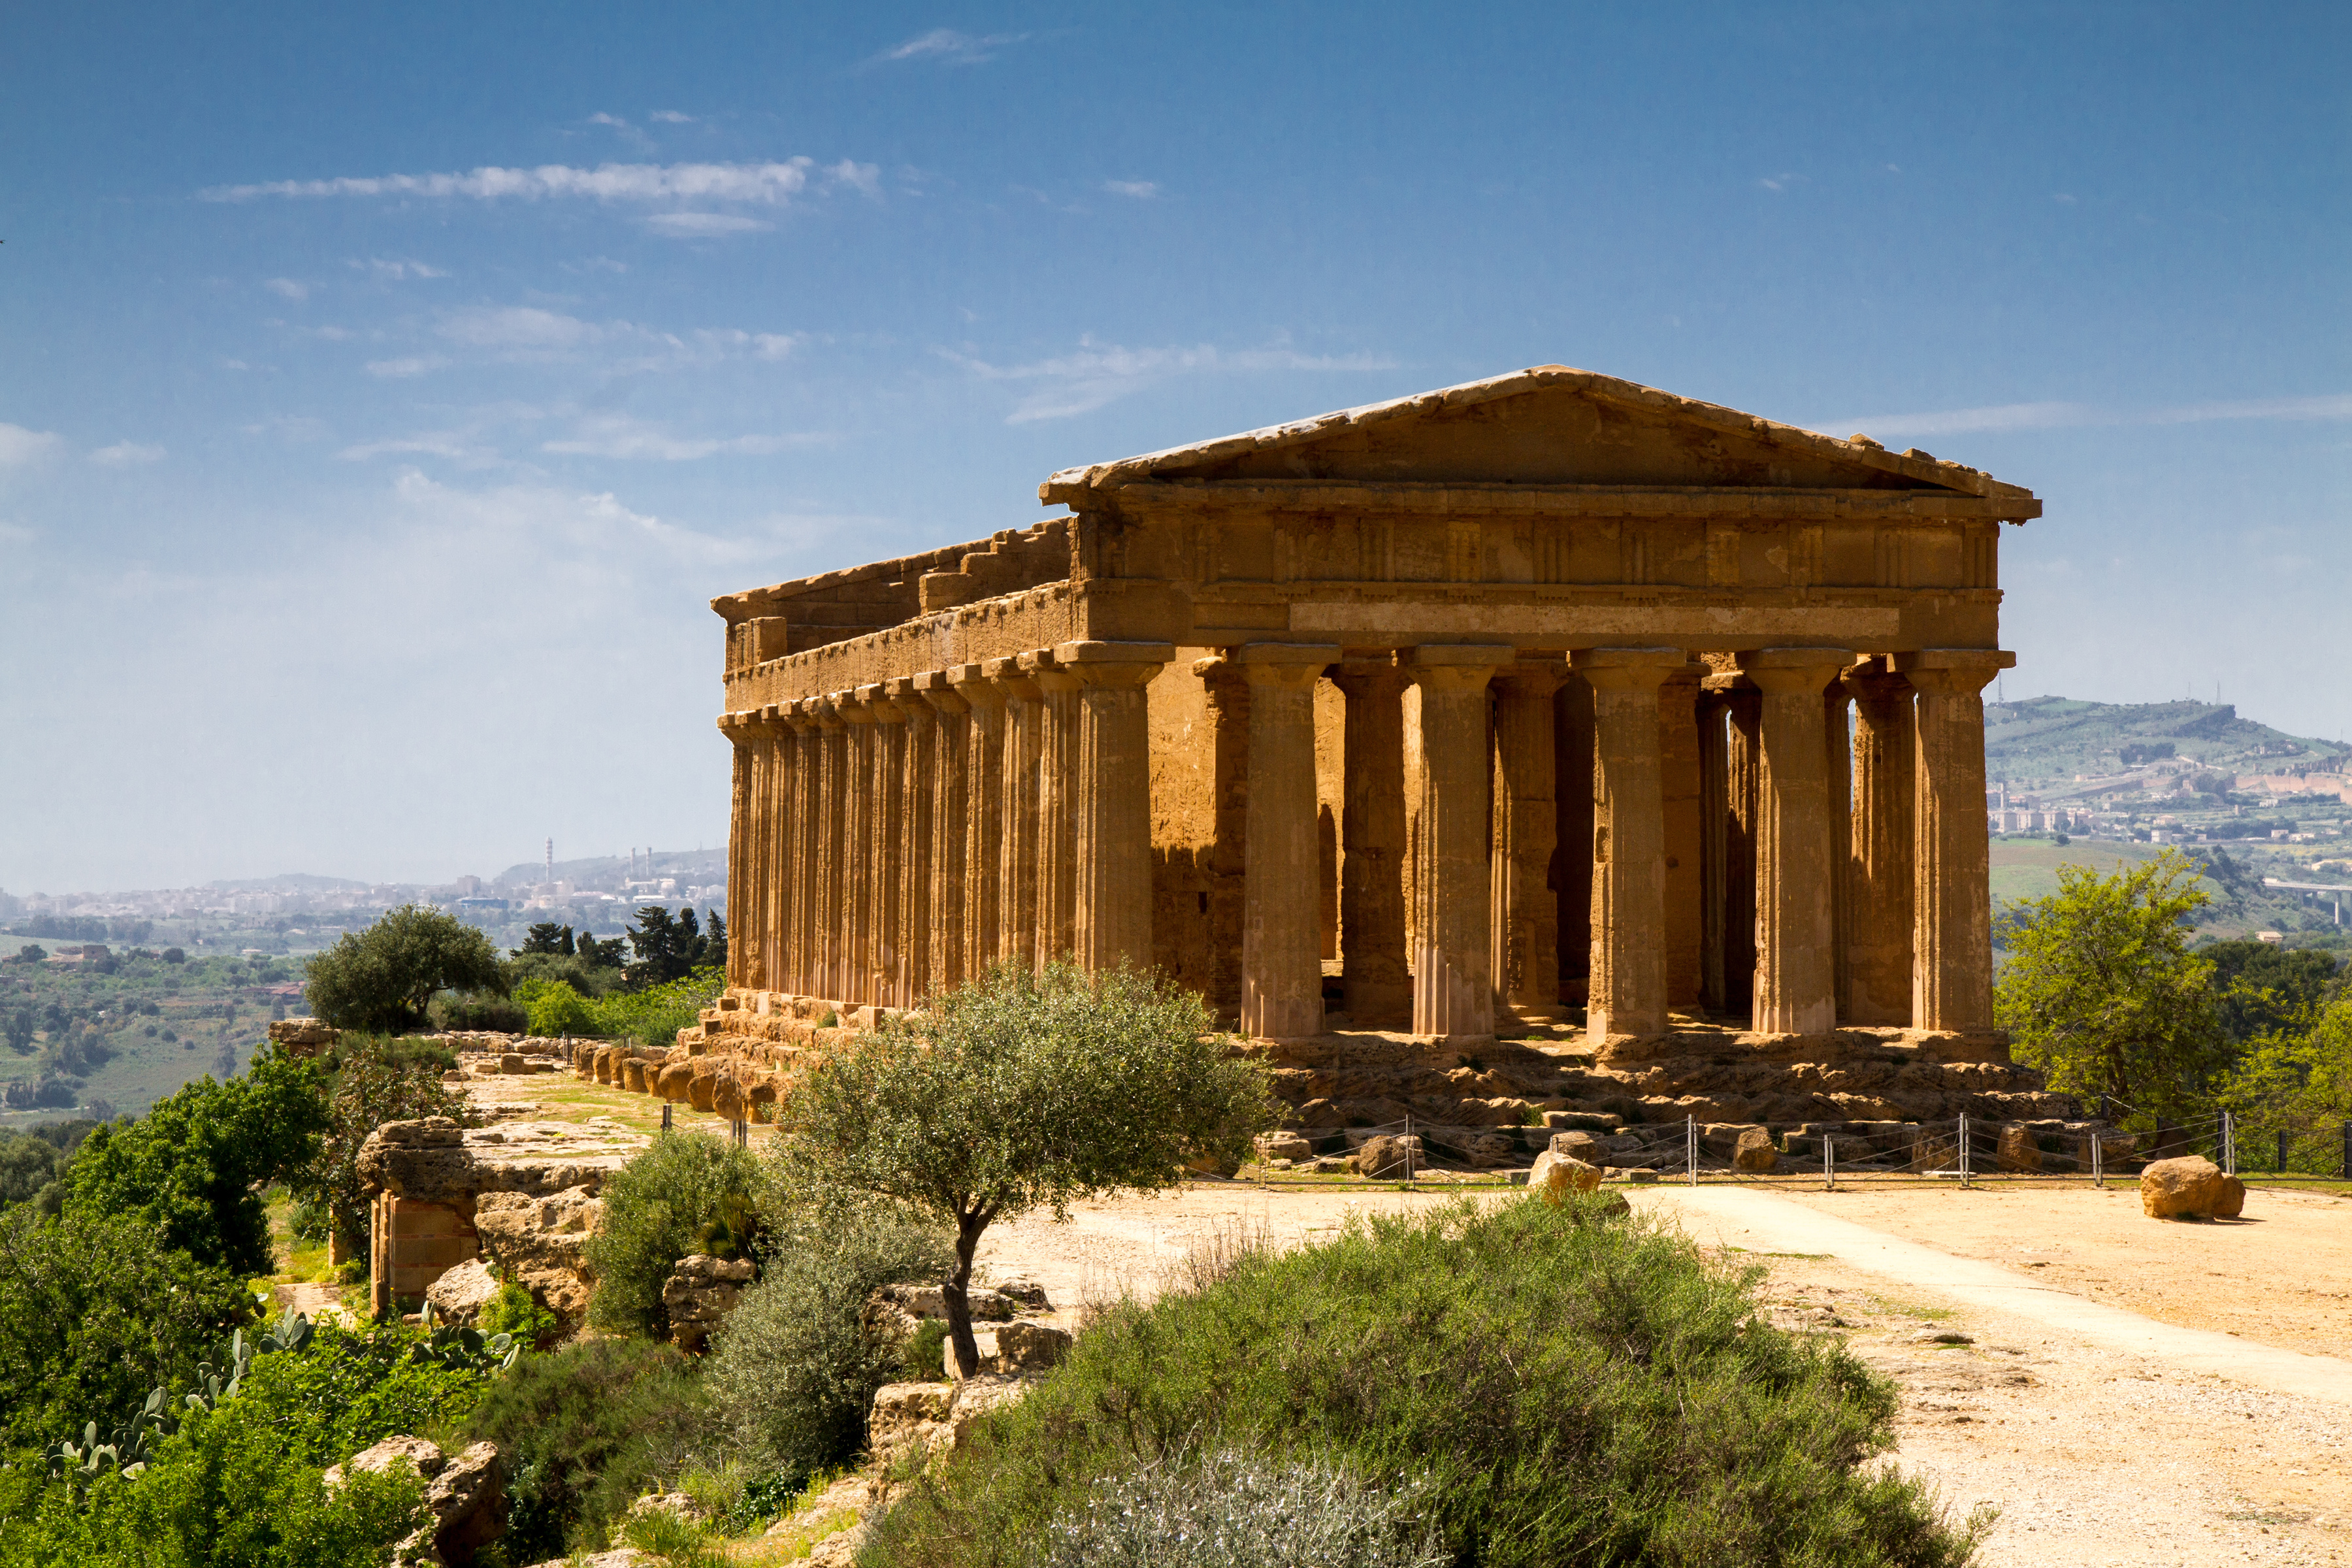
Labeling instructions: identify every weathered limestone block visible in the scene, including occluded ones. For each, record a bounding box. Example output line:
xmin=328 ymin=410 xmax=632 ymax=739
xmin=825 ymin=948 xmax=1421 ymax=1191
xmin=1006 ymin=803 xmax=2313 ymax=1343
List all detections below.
xmin=2141 ymin=1155 xmax=2228 ymax=1218
xmin=2213 ymin=1173 xmax=2247 ymax=1219
xmin=656 ymin=1062 xmax=694 ymax=1101
xmin=664 ymin=1253 xmax=757 ymax=1352
xmin=1997 ymin=1124 xmax=2042 ymax=1172
xmin=425 ymin=1258 xmax=503 ymax=1326
xmin=1255 ymin=1130 xmax=1314 ymax=1165
xmin=1548 ymin=1129 xmax=1609 ymax=1166
xmin=473 ymin=1185 xmax=602 ymax=1322
xmin=325 ymin=1435 xmax=446 ymax=1490
xmin=268 ymin=1017 xmax=338 ymax=1058
xmin=1731 ymin=1128 xmax=1778 ymax=1173
xmin=421 ymin=1441 xmax=507 ymax=1565
xmin=1352 ymin=1134 xmax=1422 ymax=1178
xmin=1530 ymin=1150 xmax=1603 ymax=1199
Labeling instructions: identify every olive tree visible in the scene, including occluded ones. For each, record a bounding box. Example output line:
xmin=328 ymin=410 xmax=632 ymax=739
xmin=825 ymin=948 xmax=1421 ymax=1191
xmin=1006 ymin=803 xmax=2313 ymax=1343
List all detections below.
xmin=304 ymin=904 xmax=507 ymax=1033
xmin=780 ymin=960 xmax=1275 ymax=1373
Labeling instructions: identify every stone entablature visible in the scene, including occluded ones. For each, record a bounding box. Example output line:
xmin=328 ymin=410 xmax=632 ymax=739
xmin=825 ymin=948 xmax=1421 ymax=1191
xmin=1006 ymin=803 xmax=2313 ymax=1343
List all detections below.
xmin=706 ymin=367 xmax=2034 ymax=1079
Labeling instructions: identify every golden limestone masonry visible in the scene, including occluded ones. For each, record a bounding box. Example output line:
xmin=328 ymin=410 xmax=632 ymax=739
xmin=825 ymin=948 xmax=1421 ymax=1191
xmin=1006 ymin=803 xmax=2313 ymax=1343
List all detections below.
xmin=691 ymin=367 xmax=2065 ymax=1141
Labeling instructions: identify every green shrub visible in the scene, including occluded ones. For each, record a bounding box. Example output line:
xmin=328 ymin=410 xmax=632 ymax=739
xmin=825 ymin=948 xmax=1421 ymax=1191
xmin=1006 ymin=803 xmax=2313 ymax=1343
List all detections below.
xmin=587 ymin=967 xmax=726 ymax=1046
xmin=701 ymin=1194 xmax=953 ymax=1480
xmin=466 ymin=1337 xmax=706 ymax=1560
xmin=304 ymin=905 xmax=507 ymax=1034
xmin=900 ymin=1318 xmax=951 ymax=1384
xmin=426 ymin=992 xmax=528 ymax=1034
xmin=480 ymin=1277 xmax=562 ymax=1348
xmin=585 ymin=1132 xmax=763 ymax=1339
xmin=231 ymin=1316 xmax=498 ymax=1458
xmin=0 ymin=1388 xmax=427 ymax=1568
xmin=0 ymin=1205 xmax=256 ymax=1452
xmin=523 ymin=979 xmax=598 ymax=1039
xmin=863 ymin=1194 xmax=1987 ymax=1568
xmin=1032 ymin=1446 xmax=1445 ymax=1568
xmin=296 ymin=1034 xmax=472 ymax=1259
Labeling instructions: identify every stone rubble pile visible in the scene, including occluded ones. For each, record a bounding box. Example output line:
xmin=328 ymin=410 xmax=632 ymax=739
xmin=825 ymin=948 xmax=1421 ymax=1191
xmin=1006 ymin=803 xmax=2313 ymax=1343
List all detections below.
xmin=325 ymin=1435 xmax=505 ymax=1566
xmin=662 ymin=1253 xmax=757 ymax=1352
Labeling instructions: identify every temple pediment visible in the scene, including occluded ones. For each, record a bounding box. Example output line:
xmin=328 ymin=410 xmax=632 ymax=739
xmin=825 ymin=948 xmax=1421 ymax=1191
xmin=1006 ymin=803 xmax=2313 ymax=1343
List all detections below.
xmin=1041 ymin=366 xmax=2031 ymax=504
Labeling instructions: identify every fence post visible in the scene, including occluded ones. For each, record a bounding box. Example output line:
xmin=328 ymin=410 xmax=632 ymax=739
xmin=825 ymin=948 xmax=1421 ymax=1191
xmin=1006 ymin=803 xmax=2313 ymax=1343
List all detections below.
xmin=2223 ymin=1111 xmax=2236 ymax=1178
xmin=2091 ymin=1131 xmax=2103 ymax=1189
xmin=1825 ymin=1134 xmax=1835 ymax=1192
xmin=661 ymin=1100 xmax=672 ymax=1134
xmin=1404 ymin=1113 xmax=1414 ymax=1184
xmin=1687 ymin=1115 xmax=1697 ymax=1187
xmin=1959 ymin=1114 xmax=1971 ymax=1189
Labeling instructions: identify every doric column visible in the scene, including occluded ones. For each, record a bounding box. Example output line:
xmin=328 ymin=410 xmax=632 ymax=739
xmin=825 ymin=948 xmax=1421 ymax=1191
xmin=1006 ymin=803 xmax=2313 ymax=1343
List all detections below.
xmin=1843 ymin=659 xmax=1916 ymax=1025
xmin=887 ymin=676 xmax=934 ymax=1008
xmin=1198 ymin=656 xmax=1253 ymax=1015
xmin=951 ymin=665 xmax=1005 ymax=976
xmin=1573 ymin=649 xmax=1683 ymax=1042
xmin=758 ymin=705 xmax=789 ymax=996
xmin=1553 ymin=675 xmax=1596 ymax=1006
xmin=1659 ymin=666 xmax=1705 ymax=1010
xmin=868 ymin=684 xmax=909 ymax=1007
xmin=813 ymin=697 xmax=847 ymax=1002
xmin=1824 ymin=677 xmax=1854 ymax=1024
xmin=1058 ymin=641 xmax=1174 ymax=972
xmin=1238 ymin=644 xmax=1337 ymax=1039
xmin=1408 ymin=645 xmax=1511 ymax=1041
xmin=721 ymin=713 xmax=753 ymax=989
xmin=1735 ymin=649 xmax=1855 ymax=1036
xmin=918 ymin=672 xmax=971 ymax=998
xmin=1895 ymin=649 xmax=2014 ymax=1032
xmin=1023 ymin=650 xmax=1083 ymax=968
xmin=1695 ymin=687 xmax=1731 ymax=1015
xmin=988 ymin=656 xmax=1043 ymax=972
xmin=1491 ymin=659 xmax=1567 ymax=1023
xmin=838 ymin=691 xmax=881 ymax=1007
xmin=1721 ymin=678 xmax=1763 ymax=1018
xmin=783 ymin=702 xmax=821 ymax=996
xmin=1330 ymin=657 xmax=1410 ymax=1026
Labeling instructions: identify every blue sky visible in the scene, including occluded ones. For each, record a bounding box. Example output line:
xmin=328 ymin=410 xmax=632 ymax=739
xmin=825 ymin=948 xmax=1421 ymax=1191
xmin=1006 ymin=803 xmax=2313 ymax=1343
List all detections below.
xmin=3 ymin=2 xmax=2345 ymax=892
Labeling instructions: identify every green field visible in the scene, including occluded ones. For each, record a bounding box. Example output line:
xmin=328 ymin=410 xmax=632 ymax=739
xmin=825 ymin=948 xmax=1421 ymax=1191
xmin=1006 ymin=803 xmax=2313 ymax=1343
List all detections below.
xmin=1986 ymin=837 xmax=2184 ymax=904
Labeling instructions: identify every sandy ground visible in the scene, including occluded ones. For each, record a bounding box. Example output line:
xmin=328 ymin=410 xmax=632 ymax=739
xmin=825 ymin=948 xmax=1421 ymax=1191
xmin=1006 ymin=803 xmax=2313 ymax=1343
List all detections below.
xmin=973 ymin=1178 xmax=2352 ymax=1567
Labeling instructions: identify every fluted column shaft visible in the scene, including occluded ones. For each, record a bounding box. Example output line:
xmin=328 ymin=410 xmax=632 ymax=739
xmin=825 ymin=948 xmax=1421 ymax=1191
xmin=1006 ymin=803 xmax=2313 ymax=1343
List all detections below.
xmin=1331 ymin=659 xmax=1410 ymax=1026
xmin=1200 ymin=657 xmax=1252 ymax=1015
xmin=758 ymin=708 xmax=787 ymax=994
xmin=839 ymin=693 xmax=881 ymax=1007
xmin=1024 ymin=651 xmax=1083 ymax=968
xmin=1695 ymin=689 xmax=1731 ymax=1015
xmin=1844 ymin=662 xmax=1916 ymax=1025
xmin=887 ymin=676 xmax=934 ymax=1008
xmin=1061 ymin=641 xmax=1174 ymax=972
xmin=1824 ymin=677 xmax=1854 ymax=1024
xmin=1659 ymin=666 xmax=1705 ymax=1009
xmin=988 ymin=657 xmax=1043 ymax=972
xmin=868 ymin=685 xmax=909 ymax=1007
xmin=1723 ymin=683 xmax=1762 ymax=1017
xmin=722 ymin=716 xmax=753 ymax=989
xmin=919 ymin=672 xmax=971 ymax=998
xmin=1738 ymin=649 xmax=1854 ymax=1035
xmin=1239 ymin=644 xmax=1336 ymax=1039
xmin=813 ymin=700 xmax=847 ymax=1002
xmin=952 ymin=666 xmax=1006 ymax=976
xmin=1409 ymin=645 xmax=1509 ymax=1040
xmin=783 ymin=706 xmax=821 ymax=996
xmin=1491 ymin=662 xmax=1567 ymax=1022
xmin=1897 ymin=649 xmax=2013 ymax=1032
xmin=1575 ymin=649 xmax=1683 ymax=1041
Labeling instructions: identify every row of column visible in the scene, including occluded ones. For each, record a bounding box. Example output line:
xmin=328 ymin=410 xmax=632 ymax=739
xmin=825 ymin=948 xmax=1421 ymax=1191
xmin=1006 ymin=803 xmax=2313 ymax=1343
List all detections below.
xmin=725 ymin=640 xmax=1174 ymax=1011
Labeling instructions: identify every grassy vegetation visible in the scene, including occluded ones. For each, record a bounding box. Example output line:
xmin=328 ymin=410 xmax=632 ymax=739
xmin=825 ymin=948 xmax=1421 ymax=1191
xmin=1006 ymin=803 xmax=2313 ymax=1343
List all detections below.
xmin=864 ymin=1194 xmax=1988 ymax=1568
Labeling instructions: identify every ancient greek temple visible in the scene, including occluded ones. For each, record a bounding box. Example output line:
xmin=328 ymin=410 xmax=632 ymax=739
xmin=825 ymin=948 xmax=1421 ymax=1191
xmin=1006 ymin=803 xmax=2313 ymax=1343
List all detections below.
xmin=712 ymin=367 xmax=2031 ymax=1051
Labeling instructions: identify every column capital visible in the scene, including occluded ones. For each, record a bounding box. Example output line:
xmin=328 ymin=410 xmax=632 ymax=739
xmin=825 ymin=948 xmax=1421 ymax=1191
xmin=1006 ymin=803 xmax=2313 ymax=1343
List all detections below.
xmin=716 ymin=711 xmax=756 ymax=745
xmin=1020 ymin=648 xmax=1085 ymax=693
xmin=1840 ymin=657 xmax=1916 ymax=704
xmin=1891 ymin=649 xmax=2016 ymax=694
xmin=913 ymin=668 xmax=970 ymax=715
xmin=1735 ymin=647 xmax=1856 ymax=694
xmin=838 ymin=687 xmax=880 ymax=725
xmin=872 ymin=679 xmax=915 ymax=721
xmin=1329 ymin=653 xmax=1407 ymax=691
xmin=1494 ymin=655 xmax=1571 ymax=696
xmin=811 ymin=694 xmax=847 ymax=730
xmin=1407 ymin=642 xmax=1511 ymax=691
xmin=983 ymin=655 xmax=1042 ymax=701
xmin=949 ymin=662 xmax=1007 ymax=710
xmin=1571 ymin=646 xmax=1684 ymax=691
xmin=1053 ymin=640 xmax=1171 ymax=689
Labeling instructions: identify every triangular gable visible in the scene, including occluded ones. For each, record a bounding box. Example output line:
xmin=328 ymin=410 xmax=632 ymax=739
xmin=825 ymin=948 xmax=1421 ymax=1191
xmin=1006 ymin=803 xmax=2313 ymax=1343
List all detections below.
xmin=1040 ymin=366 xmax=2032 ymax=504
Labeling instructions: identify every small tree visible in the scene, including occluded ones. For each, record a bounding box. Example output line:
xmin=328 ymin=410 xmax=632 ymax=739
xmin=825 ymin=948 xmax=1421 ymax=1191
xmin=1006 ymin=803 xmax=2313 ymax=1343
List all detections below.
xmin=304 ymin=904 xmax=508 ymax=1032
xmin=781 ymin=960 xmax=1275 ymax=1374
xmin=1996 ymin=849 xmax=2232 ymax=1120
xmin=296 ymin=1036 xmax=472 ymax=1258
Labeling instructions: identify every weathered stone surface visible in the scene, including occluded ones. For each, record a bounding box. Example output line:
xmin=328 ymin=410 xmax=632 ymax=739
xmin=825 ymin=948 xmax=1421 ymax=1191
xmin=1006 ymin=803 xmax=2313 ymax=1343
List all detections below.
xmin=473 ymin=1185 xmax=602 ymax=1322
xmin=1255 ymin=1131 xmax=1314 ymax=1163
xmin=664 ymin=1253 xmax=757 ymax=1352
xmin=325 ymin=1435 xmax=446 ymax=1491
xmin=1731 ymin=1127 xmax=1778 ymax=1173
xmin=424 ymin=1258 xmax=502 ymax=1326
xmin=421 ymin=1441 xmax=506 ymax=1565
xmin=1997 ymin=1123 xmax=2042 ymax=1172
xmin=1352 ymin=1133 xmax=1422 ymax=1179
xmin=268 ymin=1017 xmax=338 ymax=1058
xmin=1530 ymin=1150 xmax=1603 ymax=1199
xmin=985 ymin=1320 xmax=1071 ymax=1375
xmin=2213 ymin=1173 xmax=2247 ymax=1219
xmin=2141 ymin=1155 xmax=2228 ymax=1218
xmin=1548 ymin=1129 xmax=1609 ymax=1166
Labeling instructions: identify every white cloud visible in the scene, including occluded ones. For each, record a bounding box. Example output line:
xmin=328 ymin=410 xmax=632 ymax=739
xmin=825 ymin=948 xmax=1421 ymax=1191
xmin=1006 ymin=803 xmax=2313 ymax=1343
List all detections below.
xmin=90 ymin=442 xmax=165 ymax=467
xmin=876 ymin=28 xmax=1026 ymax=65
xmin=825 ymin=159 xmax=881 ymax=196
xmin=1103 ymin=180 xmax=1158 ymax=199
xmin=265 ymin=277 xmax=310 ymax=301
xmin=649 ymin=110 xmax=695 ymax=124
xmin=587 ymin=112 xmax=632 ymax=131
xmin=0 ymin=424 xmax=65 ymax=466
xmin=0 ymin=520 xmax=33 ymax=546
xmin=425 ymin=308 xmax=799 ymax=371
xmin=352 ymin=257 xmax=448 ymax=280
xmin=540 ymin=414 xmax=827 ymax=461
xmin=338 ymin=432 xmax=499 ymax=465
xmin=642 ymin=212 xmax=772 ymax=237
xmin=943 ymin=338 xmax=1396 ymax=423
xmin=1757 ymin=173 xmax=1795 ymax=193
xmin=365 ymin=355 xmax=451 ymax=378
xmin=438 ymin=306 xmax=604 ymax=350
xmin=1830 ymin=393 xmax=2352 ymax=441
xmin=206 ymin=159 xmax=819 ymax=206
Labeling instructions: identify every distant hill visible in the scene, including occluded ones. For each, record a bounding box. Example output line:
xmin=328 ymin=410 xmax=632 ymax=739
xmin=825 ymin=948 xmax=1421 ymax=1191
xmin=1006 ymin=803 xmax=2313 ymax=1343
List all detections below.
xmin=1985 ymin=696 xmax=2349 ymax=785
xmin=493 ymin=847 xmax=727 ymax=890
xmin=204 ymin=872 xmax=374 ymax=892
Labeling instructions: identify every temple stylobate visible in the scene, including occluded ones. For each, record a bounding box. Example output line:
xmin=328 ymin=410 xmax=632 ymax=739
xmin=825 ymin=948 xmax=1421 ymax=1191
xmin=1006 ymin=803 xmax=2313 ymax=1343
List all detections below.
xmin=710 ymin=367 xmax=2032 ymax=1056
